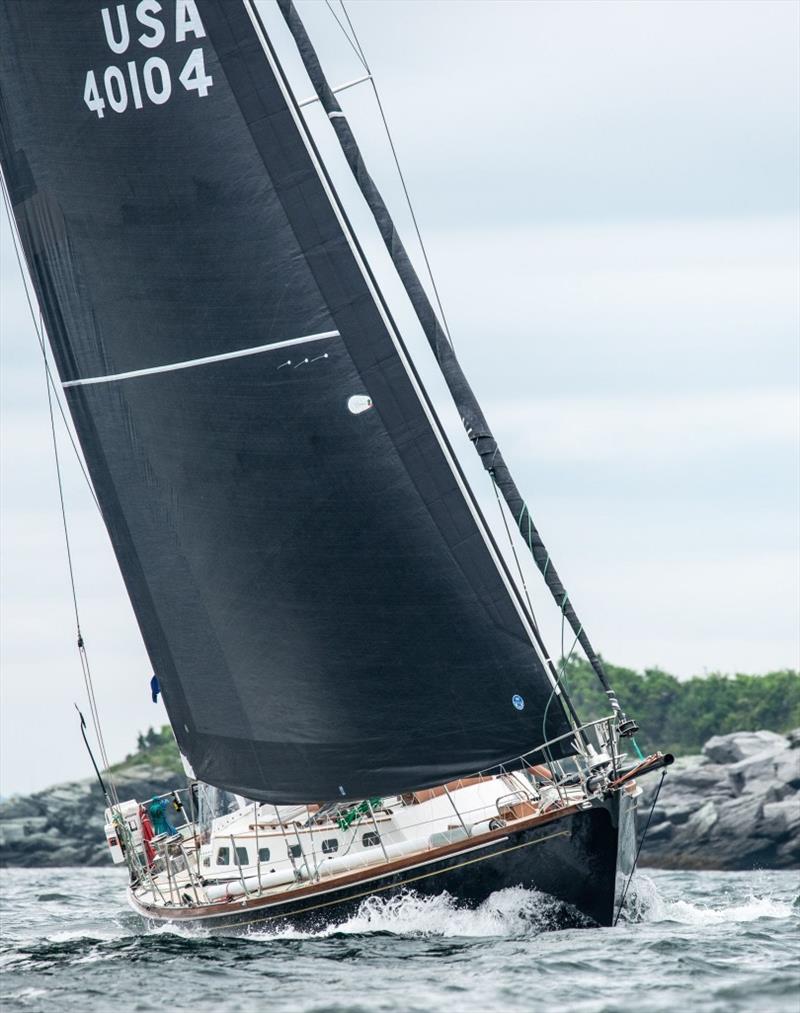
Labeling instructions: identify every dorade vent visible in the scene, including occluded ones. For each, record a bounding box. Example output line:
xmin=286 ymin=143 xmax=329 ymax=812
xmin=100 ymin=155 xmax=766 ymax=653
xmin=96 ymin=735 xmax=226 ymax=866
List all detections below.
xmin=347 ymin=394 xmax=373 ymax=415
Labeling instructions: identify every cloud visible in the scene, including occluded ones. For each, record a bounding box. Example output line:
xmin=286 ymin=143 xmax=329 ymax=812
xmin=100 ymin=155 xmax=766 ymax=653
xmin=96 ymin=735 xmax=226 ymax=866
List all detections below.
xmin=408 ymin=216 xmax=800 ymax=399
xmin=486 ymin=389 xmax=798 ymax=464
xmin=287 ymin=0 xmax=800 ymax=223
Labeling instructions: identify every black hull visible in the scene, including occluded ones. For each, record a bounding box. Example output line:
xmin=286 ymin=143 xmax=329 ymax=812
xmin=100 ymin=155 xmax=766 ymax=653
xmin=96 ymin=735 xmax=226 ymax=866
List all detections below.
xmin=132 ymin=793 xmax=637 ymax=933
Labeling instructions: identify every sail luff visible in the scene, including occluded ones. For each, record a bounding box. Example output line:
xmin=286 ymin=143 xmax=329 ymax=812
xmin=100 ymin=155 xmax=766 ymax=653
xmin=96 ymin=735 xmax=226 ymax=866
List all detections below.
xmin=274 ymin=0 xmax=633 ymax=728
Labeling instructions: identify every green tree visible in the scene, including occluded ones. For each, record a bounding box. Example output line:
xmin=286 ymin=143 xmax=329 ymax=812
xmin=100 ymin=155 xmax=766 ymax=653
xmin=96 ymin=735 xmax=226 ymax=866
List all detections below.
xmin=561 ymin=658 xmax=799 ymax=756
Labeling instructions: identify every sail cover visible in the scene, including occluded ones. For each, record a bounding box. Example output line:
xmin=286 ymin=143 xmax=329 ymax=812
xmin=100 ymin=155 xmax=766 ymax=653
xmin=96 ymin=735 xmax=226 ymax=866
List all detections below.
xmin=0 ymin=0 xmax=575 ymax=802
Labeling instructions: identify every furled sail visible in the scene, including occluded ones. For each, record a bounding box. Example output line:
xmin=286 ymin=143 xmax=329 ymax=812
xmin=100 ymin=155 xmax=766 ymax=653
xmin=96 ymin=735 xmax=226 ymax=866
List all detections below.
xmin=0 ymin=0 xmax=575 ymax=803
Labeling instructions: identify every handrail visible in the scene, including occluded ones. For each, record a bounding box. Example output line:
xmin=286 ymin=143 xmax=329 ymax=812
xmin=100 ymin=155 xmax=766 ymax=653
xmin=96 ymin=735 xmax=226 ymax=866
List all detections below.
xmin=140 ymin=746 xmax=669 ymax=911
xmin=472 ymin=714 xmax=618 ymax=782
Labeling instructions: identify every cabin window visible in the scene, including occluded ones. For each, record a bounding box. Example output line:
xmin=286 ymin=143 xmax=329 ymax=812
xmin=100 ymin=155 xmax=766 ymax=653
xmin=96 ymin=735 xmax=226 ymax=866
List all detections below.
xmin=361 ymin=832 xmax=380 ymax=848
xmin=321 ymin=838 xmax=339 ymax=855
xmin=234 ymin=847 xmax=249 ymax=866
xmin=288 ymin=843 xmax=302 ymax=859
xmin=216 ymin=847 xmax=230 ymax=866
xmin=202 ymin=856 xmax=210 ymax=868
xmin=258 ymin=847 xmax=271 ymax=863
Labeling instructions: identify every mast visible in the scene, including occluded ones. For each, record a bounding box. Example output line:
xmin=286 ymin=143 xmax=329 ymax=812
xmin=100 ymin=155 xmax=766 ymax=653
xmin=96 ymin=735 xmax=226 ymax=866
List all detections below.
xmin=273 ymin=0 xmax=637 ymax=735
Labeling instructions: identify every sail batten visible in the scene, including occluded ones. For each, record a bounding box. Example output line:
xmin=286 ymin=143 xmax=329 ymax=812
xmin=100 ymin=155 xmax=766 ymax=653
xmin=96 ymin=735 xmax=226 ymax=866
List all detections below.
xmin=0 ymin=0 xmax=576 ymax=803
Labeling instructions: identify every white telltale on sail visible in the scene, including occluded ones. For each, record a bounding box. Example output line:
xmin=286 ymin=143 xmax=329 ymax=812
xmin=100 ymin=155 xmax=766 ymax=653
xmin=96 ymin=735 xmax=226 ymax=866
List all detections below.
xmin=347 ymin=394 xmax=373 ymax=415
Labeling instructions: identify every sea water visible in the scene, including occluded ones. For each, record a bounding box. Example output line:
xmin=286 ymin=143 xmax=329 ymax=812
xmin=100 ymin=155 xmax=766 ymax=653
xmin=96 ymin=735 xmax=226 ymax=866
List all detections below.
xmin=1 ymin=868 xmax=797 ymax=1012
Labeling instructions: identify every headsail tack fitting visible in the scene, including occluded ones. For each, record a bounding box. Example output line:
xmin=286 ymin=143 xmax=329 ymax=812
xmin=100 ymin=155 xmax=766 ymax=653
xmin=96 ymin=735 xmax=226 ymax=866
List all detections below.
xmin=275 ymin=0 xmax=637 ymax=738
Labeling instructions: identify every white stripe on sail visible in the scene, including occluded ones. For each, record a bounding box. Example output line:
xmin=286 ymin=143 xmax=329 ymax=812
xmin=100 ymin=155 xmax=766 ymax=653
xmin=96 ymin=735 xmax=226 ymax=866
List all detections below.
xmin=62 ymin=330 xmax=339 ymax=388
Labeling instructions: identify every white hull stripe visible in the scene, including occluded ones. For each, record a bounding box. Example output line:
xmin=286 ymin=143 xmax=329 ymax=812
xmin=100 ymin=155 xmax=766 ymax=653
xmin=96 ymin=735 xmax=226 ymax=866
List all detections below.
xmin=62 ymin=330 xmax=340 ymax=388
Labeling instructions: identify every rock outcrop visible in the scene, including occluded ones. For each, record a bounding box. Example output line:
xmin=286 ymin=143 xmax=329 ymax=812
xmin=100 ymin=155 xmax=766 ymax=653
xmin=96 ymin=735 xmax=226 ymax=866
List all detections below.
xmin=638 ymin=729 xmax=800 ymax=869
xmin=0 ymin=764 xmax=182 ymax=867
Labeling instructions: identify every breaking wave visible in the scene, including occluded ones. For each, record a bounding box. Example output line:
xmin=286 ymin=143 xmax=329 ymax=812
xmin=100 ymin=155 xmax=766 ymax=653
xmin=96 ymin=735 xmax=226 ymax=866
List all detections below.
xmin=2 ymin=868 xmax=798 ymax=1012
xmin=134 ymin=874 xmax=799 ymax=943
xmin=620 ymin=872 xmax=796 ymax=926
xmin=241 ymin=872 xmax=798 ymax=941
xmin=246 ymin=885 xmax=585 ymax=941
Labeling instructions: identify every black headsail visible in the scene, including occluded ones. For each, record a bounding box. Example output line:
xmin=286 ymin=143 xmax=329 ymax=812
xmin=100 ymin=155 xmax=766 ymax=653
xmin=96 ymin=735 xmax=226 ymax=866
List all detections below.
xmin=274 ymin=0 xmax=636 ymax=736
xmin=0 ymin=0 xmax=576 ymax=804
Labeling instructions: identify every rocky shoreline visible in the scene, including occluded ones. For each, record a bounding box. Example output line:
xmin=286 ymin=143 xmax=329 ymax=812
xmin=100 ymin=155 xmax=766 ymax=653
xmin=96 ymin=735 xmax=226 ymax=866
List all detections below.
xmin=0 ymin=764 xmax=180 ymax=868
xmin=637 ymin=729 xmax=799 ymax=869
xmin=1 ymin=730 xmax=797 ymax=869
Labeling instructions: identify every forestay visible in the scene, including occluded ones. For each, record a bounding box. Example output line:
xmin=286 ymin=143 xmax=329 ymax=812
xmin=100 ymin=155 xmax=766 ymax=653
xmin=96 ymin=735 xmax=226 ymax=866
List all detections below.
xmin=0 ymin=0 xmax=575 ymax=802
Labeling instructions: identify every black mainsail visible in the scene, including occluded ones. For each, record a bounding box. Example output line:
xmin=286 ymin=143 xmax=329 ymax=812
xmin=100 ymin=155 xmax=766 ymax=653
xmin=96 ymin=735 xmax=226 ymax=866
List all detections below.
xmin=0 ymin=1 xmax=581 ymax=803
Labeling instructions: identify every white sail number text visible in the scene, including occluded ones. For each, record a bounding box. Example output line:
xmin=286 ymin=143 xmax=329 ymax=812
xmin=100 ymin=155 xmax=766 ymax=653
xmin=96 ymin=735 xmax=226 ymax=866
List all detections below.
xmin=83 ymin=1 xmax=212 ymax=119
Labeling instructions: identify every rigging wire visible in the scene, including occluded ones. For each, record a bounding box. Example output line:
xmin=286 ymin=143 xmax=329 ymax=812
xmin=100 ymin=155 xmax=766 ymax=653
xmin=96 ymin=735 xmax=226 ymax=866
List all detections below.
xmin=539 ymin=609 xmax=580 ymax=773
xmin=39 ymin=307 xmax=115 ymax=788
xmin=491 ymin=475 xmax=539 ymax=631
xmin=38 ymin=311 xmax=81 ymax=636
xmin=38 ymin=299 xmax=115 ymax=791
xmin=490 ymin=463 xmax=585 ymax=749
xmin=337 ymin=0 xmax=368 ymax=65
xmin=614 ymin=769 xmax=666 ymax=926
xmin=0 ymin=181 xmax=100 ymax=513
xmin=1 ymin=176 xmax=116 ymax=798
xmin=324 ymin=0 xmax=456 ymax=349
xmin=323 ymin=0 xmax=367 ymax=70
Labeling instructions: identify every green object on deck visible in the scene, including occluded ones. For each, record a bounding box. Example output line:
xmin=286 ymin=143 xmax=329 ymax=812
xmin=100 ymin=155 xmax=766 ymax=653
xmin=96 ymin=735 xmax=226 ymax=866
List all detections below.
xmin=337 ymin=798 xmax=382 ymax=831
xmin=148 ymin=798 xmax=177 ymax=836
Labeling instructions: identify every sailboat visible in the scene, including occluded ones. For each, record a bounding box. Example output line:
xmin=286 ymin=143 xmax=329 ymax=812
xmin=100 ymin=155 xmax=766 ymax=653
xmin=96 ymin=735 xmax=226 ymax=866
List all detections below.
xmin=0 ymin=0 xmax=671 ymax=930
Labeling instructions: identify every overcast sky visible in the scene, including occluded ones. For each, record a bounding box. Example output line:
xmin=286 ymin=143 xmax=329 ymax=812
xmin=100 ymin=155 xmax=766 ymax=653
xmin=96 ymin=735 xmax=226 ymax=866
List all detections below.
xmin=1 ymin=0 xmax=798 ymax=796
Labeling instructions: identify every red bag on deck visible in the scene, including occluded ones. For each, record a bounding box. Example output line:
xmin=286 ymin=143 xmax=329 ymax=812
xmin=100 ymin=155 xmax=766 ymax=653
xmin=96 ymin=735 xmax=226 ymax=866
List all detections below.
xmin=139 ymin=804 xmax=156 ymax=866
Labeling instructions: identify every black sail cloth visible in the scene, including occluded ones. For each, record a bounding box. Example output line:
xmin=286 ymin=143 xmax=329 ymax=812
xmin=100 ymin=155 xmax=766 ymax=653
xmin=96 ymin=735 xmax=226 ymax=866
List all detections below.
xmin=0 ymin=0 xmax=575 ymax=802
xmin=275 ymin=0 xmax=623 ymax=718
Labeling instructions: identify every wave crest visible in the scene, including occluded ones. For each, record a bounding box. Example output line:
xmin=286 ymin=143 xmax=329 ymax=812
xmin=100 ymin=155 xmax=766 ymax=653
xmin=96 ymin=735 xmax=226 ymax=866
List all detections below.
xmin=621 ymin=873 xmax=795 ymax=926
